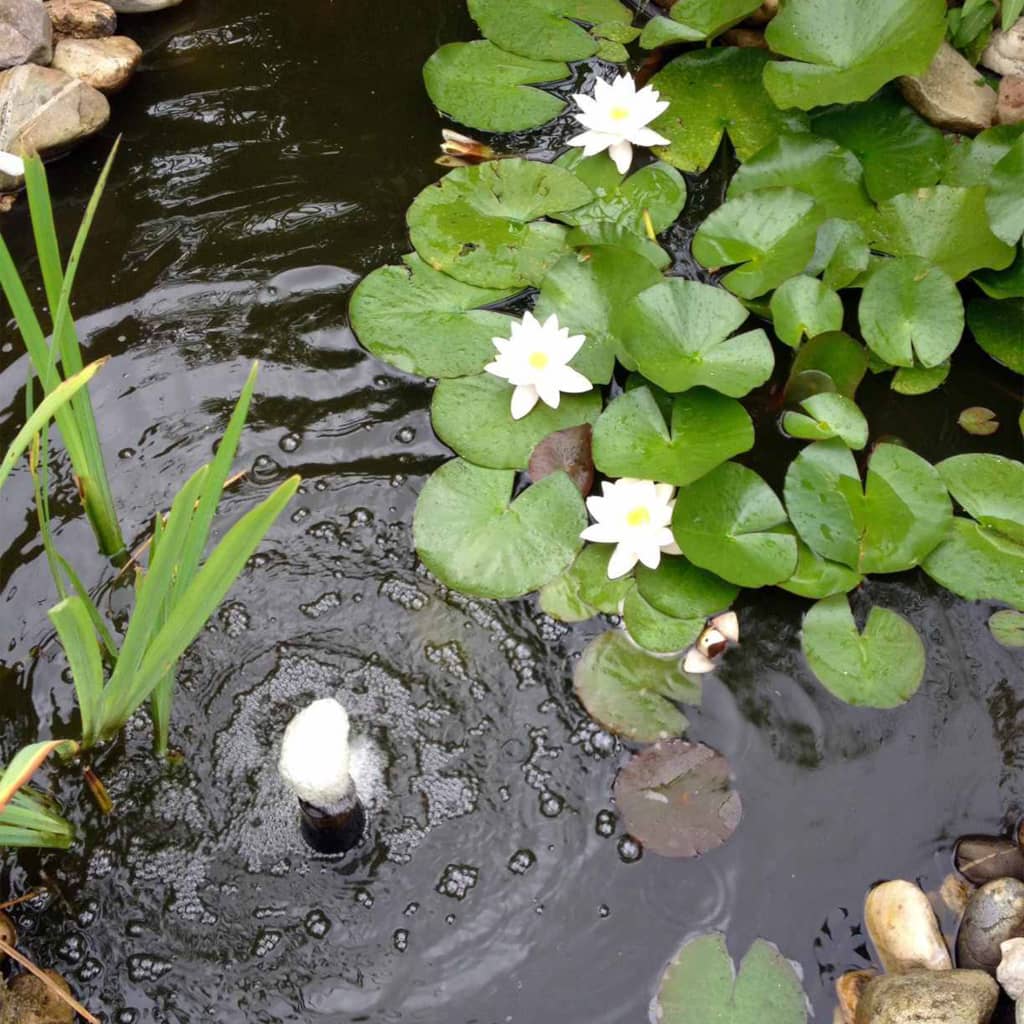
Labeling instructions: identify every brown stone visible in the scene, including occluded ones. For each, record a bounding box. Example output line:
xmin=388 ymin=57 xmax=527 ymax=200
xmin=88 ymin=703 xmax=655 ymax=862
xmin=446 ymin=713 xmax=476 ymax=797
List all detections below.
xmin=0 ymin=0 xmax=52 ymax=68
xmin=51 ymin=34 xmax=139 ymax=93
xmin=45 ymin=0 xmax=116 ymax=38
xmin=854 ymin=969 xmax=999 ymax=1024
xmin=747 ymin=0 xmax=779 ymax=24
xmin=998 ymin=75 xmax=1024 ymax=125
xmin=721 ymin=26 xmax=767 ymax=48
xmin=7 ymin=970 xmax=75 ymax=1024
xmin=836 ymin=970 xmax=875 ymax=1024
xmin=900 ymin=41 xmax=997 ymax=134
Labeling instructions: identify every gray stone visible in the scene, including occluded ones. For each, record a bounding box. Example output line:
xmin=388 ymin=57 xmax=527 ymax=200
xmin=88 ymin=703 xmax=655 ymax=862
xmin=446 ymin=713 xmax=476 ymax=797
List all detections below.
xmin=105 ymin=0 xmax=183 ymax=11
xmin=0 ymin=0 xmax=53 ymax=68
xmin=957 ymin=877 xmax=1024 ymax=976
xmin=45 ymin=0 xmax=116 ymax=39
xmin=51 ymin=34 xmax=140 ymax=93
xmin=900 ymin=41 xmax=997 ymax=135
xmin=982 ymin=17 xmax=1024 ymax=78
xmin=854 ymin=969 xmax=999 ymax=1024
xmin=998 ymin=75 xmax=1024 ymax=125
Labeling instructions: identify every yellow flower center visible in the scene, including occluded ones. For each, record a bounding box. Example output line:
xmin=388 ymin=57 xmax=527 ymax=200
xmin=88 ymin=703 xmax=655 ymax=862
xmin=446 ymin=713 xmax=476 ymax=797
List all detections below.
xmin=626 ymin=506 xmax=650 ymax=528
xmin=609 ymin=106 xmax=630 ymax=122
xmin=528 ymin=351 xmax=549 ymax=370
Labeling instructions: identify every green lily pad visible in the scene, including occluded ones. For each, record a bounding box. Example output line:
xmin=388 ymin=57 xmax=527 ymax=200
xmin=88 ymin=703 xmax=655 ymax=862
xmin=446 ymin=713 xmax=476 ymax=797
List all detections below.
xmin=786 ymin=331 xmax=869 ymax=400
xmin=635 ymin=555 xmax=739 ymax=620
xmin=574 ymin=630 xmax=701 ymax=742
xmin=967 ymin=297 xmax=1024 ymax=374
xmin=349 ymin=254 xmax=517 ymax=378
xmin=988 ymin=136 xmax=1024 ymax=248
xmin=467 ymin=0 xmax=631 ymax=61
xmin=890 ymin=361 xmax=950 ymax=395
xmin=781 ymin=393 xmax=869 ymax=449
xmin=656 ymin=933 xmax=808 ymax=1024
xmin=534 ymin=246 xmax=663 ymax=383
xmin=801 ymin=594 xmax=925 ymax=708
xmin=407 ymin=158 xmax=592 ymax=289
xmin=643 ymin=0 xmax=763 ymax=43
xmin=538 ymin=569 xmax=598 ymax=622
xmin=414 ymin=459 xmax=586 ymax=599
xmin=565 ymin=222 xmax=671 ymax=270
xmin=805 ymin=218 xmax=871 ymax=290
xmin=989 ymin=610 xmax=1024 ymax=648
xmin=423 ymin=42 xmax=569 ymax=133
xmin=974 ymin=245 xmax=1024 ymax=300
xmin=778 ymin=537 xmax=863 ymax=599
xmin=672 ymin=462 xmax=799 ymax=587
xmin=871 ymin=186 xmax=1016 ymax=282
xmin=942 ymin=124 xmax=1024 ymax=188
xmin=540 ymin=543 xmax=632 ymax=622
xmin=648 ymin=48 xmax=809 ymax=173
xmin=923 ymin=518 xmax=1024 ymax=609
xmin=592 ymin=387 xmax=754 ymax=487
xmin=763 ymin=0 xmax=946 ymax=110
xmin=957 ymin=407 xmax=999 ymax=437
xmin=619 ymin=279 xmax=774 ymax=394
xmin=692 ymin=188 xmax=823 ymax=299
xmin=784 ymin=439 xmax=952 ymax=574
xmin=770 ymin=275 xmax=844 ymax=348
xmin=639 ymin=15 xmax=707 ymax=48
xmin=938 ymin=454 xmax=1024 ymax=545
xmin=431 ymin=373 xmax=602 ymax=470
xmin=623 ymin=587 xmax=704 ymax=654
xmin=858 ymin=257 xmax=964 ymax=369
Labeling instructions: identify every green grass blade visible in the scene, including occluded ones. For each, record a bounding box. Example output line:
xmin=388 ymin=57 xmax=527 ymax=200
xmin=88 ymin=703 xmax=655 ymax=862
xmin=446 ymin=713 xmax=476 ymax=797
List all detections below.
xmin=0 ymin=740 xmax=77 ymax=812
xmin=22 ymin=155 xmax=65 ymax=319
xmin=49 ymin=596 xmax=106 ymax=748
xmin=29 ymin=430 xmax=67 ymax=601
xmin=1 ymin=791 xmax=73 ymax=835
xmin=56 ymin=553 xmax=119 ymax=662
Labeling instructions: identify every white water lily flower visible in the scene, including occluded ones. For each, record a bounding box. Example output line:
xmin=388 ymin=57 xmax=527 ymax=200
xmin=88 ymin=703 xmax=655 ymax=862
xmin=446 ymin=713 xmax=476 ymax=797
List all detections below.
xmin=568 ymin=74 xmax=670 ymax=175
xmin=485 ymin=311 xmax=592 ymax=420
xmin=581 ymin=477 xmax=681 ymax=579
xmin=0 ymin=151 xmax=25 ymax=178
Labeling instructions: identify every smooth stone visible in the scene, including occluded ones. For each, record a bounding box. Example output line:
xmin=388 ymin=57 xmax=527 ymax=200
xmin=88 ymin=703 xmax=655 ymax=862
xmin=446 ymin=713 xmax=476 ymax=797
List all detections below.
xmin=7 ymin=970 xmax=75 ymax=1024
xmin=0 ymin=64 xmax=109 ymax=189
xmin=837 ymin=970 xmax=876 ymax=1024
xmin=942 ymin=873 xmax=976 ymax=918
xmin=997 ymin=936 xmax=1024 ymax=1000
xmin=45 ymin=0 xmax=116 ymax=38
xmin=900 ymin=41 xmax=997 ymax=135
xmin=957 ymin=878 xmax=1024 ymax=976
xmin=866 ymin=880 xmax=953 ymax=974
xmin=998 ymin=76 xmax=1024 ymax=125
xmin=0 ymin=0 xmax=53 ymax=69
xmin=105 ymin=0 xmax=183 ymax=10
xmin=51 ymin=34 xmax=139 ymax=93
xmin=0 ymin=911 xmax=15 ymax=964
xmin=982 ymin=18 xmax=1024 ymax=78
xmin=956 ymin=836 xmax=1024 ymax=885
xmin=854 ymin=969 xmax=999 ymax=1024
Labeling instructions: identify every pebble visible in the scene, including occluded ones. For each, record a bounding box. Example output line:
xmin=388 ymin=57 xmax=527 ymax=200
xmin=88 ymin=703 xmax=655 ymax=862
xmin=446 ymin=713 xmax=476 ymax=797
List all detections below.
xmin=865 ymin=880 xmax=952 ymax=974
xmin=854 ymin=969 xmax=998 ymax=1024
xmin=45 ymin=0 xmax=116 ymax=38
xmin=900 ymin=42 xmax=997 ymax=135
xmin=955 ymin=835 xmax=1024 ymax=885
xmin=998 ymin=76 xmax=1024 ymax=126
xmin=6 ymin=970 xmax=76 ymax=1023
xmin=51 ymin=35 xmax=140 ymax=93
xmin=997 ymin=936 xmax=1024 ymax=1000
xmin=956 ymin=877 xmax=1024 ymax=976
xmin=836 ymin=969 xmax=875 ymax=1024
xmin=982 ymin=17 xmax=1024 ymax=78
xmin=0 ymin=0 xmax=52 ymax=69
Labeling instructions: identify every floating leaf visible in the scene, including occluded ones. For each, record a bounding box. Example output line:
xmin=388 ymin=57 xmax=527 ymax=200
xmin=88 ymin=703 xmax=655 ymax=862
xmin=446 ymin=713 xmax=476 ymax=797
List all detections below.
xmin=639 ymin=15 xmax=707 ymax=48
xmin=636 ymin=555 xmax=739 ymax=621
xmin=619 ymin=279 xmax=774 ymax=394
xmin=805 ymin=218 xmax=871 ymax=290
xmin=467 ymin=0 xmax=632 ymax=61
xmin=786 ymin=331 xmax=869 ymax=400
xmin=646 ymin=0 xmax=763 ymax=43
xmin=858 ymin=257 xmax=964 ymax=369
xmin=614 ymin=740 xmax=741 ymax=857
xmin=431 ymin=373 xmax=602 ymax=470
xmin=967 ymin=297 xmax=1024 ymax=374
xmin=655 ymin=933 xmax=808 ymax=1024
xmin=692 ymin=189 xmax=822 ymax=299
xmin=529 ymin=424 xmax=594 ymax=496
xmin=566 ymin=222 xmax=671 ymax=270
xmin=414 ymin=459 xmax=586 ymax=599
xmin=592 ymin=387 xmax=754 ymax=487
xmin=975 ymin=245 xmax=1024 ymax=300
xmin=781 ymin=393 xmax=869 ymax=449
xmin=891 ymin=361 xmax=950 ymax=395
xmin=538 ymin=569 xmax=597 ymax=622
xmin=649 ymin=48 xmax=808 ymax=173
xmin=990 ymin=610 xmax=1024 ymax=648
xmin=938 ymin=453 xmax=1024 ymax=545
xmin=540 ymin=543 xmax=631 ymax=621
xmin=778 ymin=537 xmax=862 ymax=599
xmin=574 ymin=630 xmax=700 ymax=742
xmin=801 ymin=594 xmax=925 ymax=707
xmin=407 ymin=158 xmax=592 ymax=289
xmin=988 ymin=136 xmax=1024 ymax=248
xmin=958 ymin=407 xmax=999 ymax=436
xmin=623 ymin=587 xmax=703 ymax=653
xmin=871 ymin=186 xmax=1016 ymax=282
xmin=423 ymin=42 xmax=568 ymax=133
xmin=923 ymin=518 xmax=1024 ymax=609
xmin=763 ymin=0 xmax=946 ymax=110
xmin=349 ymin=255 xmax=516 ymax=378
xmin=942 ymin=125 xmax=1024 ymax=188
xmin=672 ymin=462 xmax=798 ymax=587
xmin=770 ymin=275 xmax=844 ymax=348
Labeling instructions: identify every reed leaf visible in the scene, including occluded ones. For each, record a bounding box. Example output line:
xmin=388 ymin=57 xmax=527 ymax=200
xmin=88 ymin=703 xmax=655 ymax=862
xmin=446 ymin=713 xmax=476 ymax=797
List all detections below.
xmin=49 ymin=597 xmax=105 ymax=749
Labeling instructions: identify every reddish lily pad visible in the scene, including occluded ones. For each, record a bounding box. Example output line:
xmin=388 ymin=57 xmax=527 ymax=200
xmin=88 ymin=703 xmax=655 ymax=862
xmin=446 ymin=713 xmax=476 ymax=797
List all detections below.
xmin=529 ymin=424 xmax=595 ymax=497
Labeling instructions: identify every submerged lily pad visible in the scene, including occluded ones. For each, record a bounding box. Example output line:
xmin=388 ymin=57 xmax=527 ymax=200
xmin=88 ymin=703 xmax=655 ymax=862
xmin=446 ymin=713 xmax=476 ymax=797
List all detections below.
xmin=990 ymin=610 xmax=1024 ymax=648
xmin=423 ymin=42 xmax=569 ymax=133
xmin=407 ymin=159 xmax=592 ymax=289
xmin=413 ymin=459 xmax=586 ymax=599
xmin=529 ymin=424 xmax=594 ymax=496
xmin=938 ymin=454 xmax=1024 ymax=545
xmin=781 ymin=393 xmax=869 ymax=449
xmin=636 ymin=555 xmax=739 ymax=621
xmin=656 ymin=933 xmax=808 ymax=1024
xmin=987 ymin=135 xmax=1024 ymax=247
xmin=967 ymin=297 xmax=1024 ymax=374
xmin=801 ymin=594 xmax=925 ymax=707
xmin=770 ymin=275 xmax=844 ymax=348
xmin=923 ymin=518 xmax=1024 ymax=609
xmin=786 ymin=331 xmax=869 ymax=400
xmin=574 ymin=631 xmax=701 ymax=742
xmin=957 ymin=407 xmax=999 ymax=436
xmin=614 ymin=740 xmax=742 ymax=858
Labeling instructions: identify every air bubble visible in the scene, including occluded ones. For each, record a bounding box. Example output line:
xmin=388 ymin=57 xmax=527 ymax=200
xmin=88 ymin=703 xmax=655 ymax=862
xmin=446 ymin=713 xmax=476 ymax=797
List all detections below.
xmin=618 ymin=837 xmax=643 ymax=863
xmin=507 ymin=849 xmax=536 ymax=875
xmin=393 ymin=929 xmax=409 ymax=952
xmin=436 ymin=864 xmax=479 ymax=900
xmin=279 ymin=432 xmax=302 ymax=453
xmin=539 ymin=792 xmax=564 ymax=818
xmin=304 ymin=910 xmax=330 ymax=938
xmin=251 ymin=454 xmax=281 ymax=483
xmin=595 ymin=810 xmax=617 ymax=838
xmin=396 ymin=427 xmax=416 ymax=444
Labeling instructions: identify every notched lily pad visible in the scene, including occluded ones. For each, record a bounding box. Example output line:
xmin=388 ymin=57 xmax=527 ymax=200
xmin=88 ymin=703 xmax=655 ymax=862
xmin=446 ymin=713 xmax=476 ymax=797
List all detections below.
xmin=958 ymin=407 xmax=999 ymax=436
xmin=636 ymin=555 xmax=740 ymax=621
xmin=770 ymin=275 xmax=844 ymax=349
xmin=778 ymin=537 xmax=863 ymax=599
xmin=623 ymin=587 xmax=704 ymax=654
xmin=529 ymin=424 xmax=594 ymax=496
xmin=614 ymin=739 xmax=741 ymax=858
xmin=781 ymin=392 xmax=869 ymax=449
xmin=785 ymin=331 xmax=869 ymax=401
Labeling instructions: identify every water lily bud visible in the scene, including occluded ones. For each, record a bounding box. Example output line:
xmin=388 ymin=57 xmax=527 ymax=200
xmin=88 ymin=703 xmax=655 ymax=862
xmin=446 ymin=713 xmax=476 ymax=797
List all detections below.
xmin=697 ymin=626 xmax=728 ymax=659
xmin=438 ymin=129 xmax=496 ymax=166
xmin=682 ymin=648 xmax=716 ymax=674
xmin=710 ymin=611 xmax=739 ymax=644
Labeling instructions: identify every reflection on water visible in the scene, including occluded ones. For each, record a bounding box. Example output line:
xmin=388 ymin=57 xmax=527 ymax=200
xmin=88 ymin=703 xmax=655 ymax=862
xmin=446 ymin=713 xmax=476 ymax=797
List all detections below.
xmin=0 ymin=0 xmax=1022 ymax=1020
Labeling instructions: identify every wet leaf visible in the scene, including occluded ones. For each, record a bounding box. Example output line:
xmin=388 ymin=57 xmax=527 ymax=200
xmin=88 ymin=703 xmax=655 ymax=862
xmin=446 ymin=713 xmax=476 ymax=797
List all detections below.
xmin=614 ymin=740 xmax=741 ymax=858
xmin=413 ymin=459 xmax=586 ymax=599
xmin=349 ymin=254 xmax=517 ymax=378
xmin=989 ymin=610 xmax=1024 ymax=648
xmin=805 ymin=218 xmax=871 ymax=290
xmin=938 ymin=454 xmax=1024 ymax=545
xmin=958 ymin=407 xmax=999 ymax=436
xmin=891 ymin=361 xmax=950 ymax=395
xmin=778 ymin=537 xmax=863 ymax=599
xmin=407 ymin=159 xmax=592 ymax=289
xmin=770 ymin=275 xmax=844 ymax=348
xmin=574 ymin=630 xmax=700 ymax=742
xmin=656 ymin=933 xmax=808 ymax=1024
xmin=923 ymin=518 xmax=1024 ymax=609
xmin=529 ymin=424 xmax=594 ymax=496
xmin=801 ymin=594 xmax=925 ymax=707
xmin=781 ymin=392 xmax=869 ymax=449
xmin=648 ymin=48 xmax=808 ymax=173
xmin=672 ymin=462 xmax=799 ymax=587
xmin=566 ymin=222 xmax=671 ymax=270
xmin=967 ymin=297 xmax=1024 ymax=374
xmin=974 ymin=245 xmax=1024 ymax=300
xmin=639 ymin=15 xmax=707 ymax=48
xmin=786 ymin=331 xmax=869 ymax=400
xmin=642 ymin=0 xmax=762 ymax=43
xmin=592 ymin=387 xmax=754 ymax=487
xmin=942 ymin=125 xmax=1024 ymax=188
xmin=431 ymin=373 xmax=602 ymax=470
xmin=619 ymin=279 xmax=774 ymax=395
xmin=623 ymin=587 xmax=703 ymax=653
xmin=423 ymin=42 xmax=569 ymax=133
xmin=987 ymin=135 xmax=1024 ymax=247
xmin=858 ymin=257 xmax=964 ymax=369
xmin=539 ymin=543 xmax=631 ymax=621
xmin=636 ymin=555 xmax=739 ymax=621
xmin=763 ymin=0 xmax=946 ymax=110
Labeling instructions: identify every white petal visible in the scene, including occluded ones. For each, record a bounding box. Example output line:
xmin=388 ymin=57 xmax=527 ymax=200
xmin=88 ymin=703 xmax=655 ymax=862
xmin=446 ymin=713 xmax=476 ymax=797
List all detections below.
xmin=654 ymin=483 xmax=675 ymax=505
xmin=0 ymin=151 xmax=25 ymax=178
xmin=570 ymin=130 xmax=616 ymax=158
xmin=662 ymin=538 xmax=682 ymax=556
xmin=711 ymin=611 xmax=739 ymax=643
xmin=654 ymin=527 xmax=676 ymax=549
xmin=607 ymin=543 xmax=640 ymax=579
xmin=630 ymin=127 xmax=671 ymax=148
xmin=553 ymin=366 xmax=593 ymax=394
xmin=683 ymin=648 xmax=717 ymax=674
xmin=535 ymin=378 xmax=562 ymax=409
xmin=608 ymin=140 xmax=633 ymax=175
xmin=510 ymin=385 xmax=539 ymax=420
xmin=594 ymin=77 xmax=614 ymax=102
xmin=581 ymin=522 xmax=622 ymax=544
xmin=484 ymin=360 xmax=512 ymax=381
xmin=635 ymin=541 xmax=663 ymax=570
xmin=521 ymin=310 xmax=540 ymax=331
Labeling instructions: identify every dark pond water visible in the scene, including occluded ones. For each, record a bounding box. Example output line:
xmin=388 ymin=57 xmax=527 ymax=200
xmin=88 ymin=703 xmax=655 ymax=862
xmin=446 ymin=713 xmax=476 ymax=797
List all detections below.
xmin=0 ymin=2 xmax=1023 ymax=1021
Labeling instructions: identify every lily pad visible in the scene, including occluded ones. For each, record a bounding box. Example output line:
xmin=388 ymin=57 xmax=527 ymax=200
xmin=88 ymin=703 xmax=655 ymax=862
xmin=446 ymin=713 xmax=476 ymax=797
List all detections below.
xmin=540 ymin=543 xmax=632 ymax=621
xmin=957 ymin=407 xmax=999 ymax=436
xmin=565 ymin=222 xmax=671 ymax=270
xmin=763 ymin=0 xmax=946 ymax=110
xmin=987 ymin=135 xmax=1024 ymax=247
xmin=623 ymin=587 xmax=704 ymax=654
xmin=643 ymin=0 xmax=763 ymax=44
xmin=672 ymin=462 xmax=798 ymax=587
xmin=407 ymin=159 xmax=592 ymax=289
xmin=975 ymin=245 xmax=1024 ymax=300
xmin=619 ymin=279 xmax=774 ymax=394
xmin=778 ymin=538 xmax=863 ymax=599
xmin=786 ymin=331 xmax=869 ymax=400
xmin=431 ymin=373 xmax=602 ymax=470
xmin=781 ymin=393 xmax=869 ymax=449
xmin=891 ymin=361 xmax=950 ymax=395
xmin=938 ymin=453 xmax=1024 ymax=545
xmin=414 ymin=459 xmax=586 ymax=599
xmin=529 ymin=424 xmax=594 ymax=496
xmin=574 ymin=630 xmax=701 ymax=742
xmin=639 ymin=15 xmax=708 ymax=48
xmin=801 ymin=594 xmax=925 ymax=707
xmin=769 ymin=275 xmax=844 ymax=348
xmin=858 ymin=257 xmax=964 ymax=369
xmin=989 ymin=610 xmax=1024 ymax=648
xmin=635 ymin=555 xmax=739 ymax=621
xmin=592 ymin=387 xmax=754 ymax=487
xmin=805 ymin=218 xmax=871 ymax=290
xmin=942 ymin=124 xmax=1024 ymax=188
xmin=655 ymin=934 xmax=808 ymax=1024
xmin=648 ymin=48 xmax=808 ymax=173
xmin=613 ymin=739 xmax=742 ymax=858
xmin=967 ymin=297 xmax=1024 ymax=374
xmin=423 ymin=42 xmax=568 ymax=134
xmin=349 ymin=254 xmax=517 ymax=378
xmin=923 ymin=518 xmax=1024 ymax=609
xmin=692 ymin=188 xmax=822 ymax=299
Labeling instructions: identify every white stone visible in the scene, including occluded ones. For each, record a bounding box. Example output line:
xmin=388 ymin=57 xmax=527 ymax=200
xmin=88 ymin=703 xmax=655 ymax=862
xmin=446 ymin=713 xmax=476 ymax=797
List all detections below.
xmin=998 ymin=937 xmax=1024 ymax=1001
xmin=865 ymin=879 xmax=953 ymax=974
xmin=51 ymin=35 xmax=140 ymax=94
xmin=278 ymin=698 xmax=353 ymax=810
xmin=983 ymin=17 xmax=1024 ymax=78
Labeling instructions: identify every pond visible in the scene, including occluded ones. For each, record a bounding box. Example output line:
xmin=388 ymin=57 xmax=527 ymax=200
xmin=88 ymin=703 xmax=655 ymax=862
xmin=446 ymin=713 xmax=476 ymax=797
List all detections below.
xmin=0 ymin=0 xmax=1023 ymax=1020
